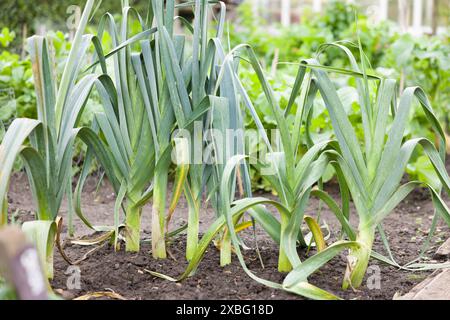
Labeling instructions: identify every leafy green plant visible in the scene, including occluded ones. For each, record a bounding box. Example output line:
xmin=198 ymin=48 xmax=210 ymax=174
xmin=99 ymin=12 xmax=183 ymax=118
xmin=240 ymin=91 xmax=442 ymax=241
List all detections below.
xmin=381 ymin=33 xmax=450 ymax=133
xmin=0 ymin=0 xmax=111 ymax=277
xmin=0 ymin=49 xmax=35 ymax=120
xmin=174 ymin=1 xmax=240 ymax=262
xmin=296 ymin=44 xmax=450 ymax=289
xmin=0 ymin=28 xmax=15 ymax=48
xmin=317 ymin=0 xmax=359 ymax=38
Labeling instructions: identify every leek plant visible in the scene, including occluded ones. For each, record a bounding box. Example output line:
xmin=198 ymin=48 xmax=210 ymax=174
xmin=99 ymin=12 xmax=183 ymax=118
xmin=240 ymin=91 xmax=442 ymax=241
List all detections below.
xmin=180 ymin=0 xmax=234 ymax=262
xmin=208 ymin=69 xmax=252 ymax=267
xmin=141 ymin=0 xmax=199 ymax=259
xmin=0 ymin=0 xmax=112 ymax=277
xmin=187 ymin=1 xmax=254 ymax=265
xmin=73 ymin=0 xmax=194 ymax=255
xmin=150 ymin=41 xmax=449 ymax=299
xmin=293 ymin=43 xmax=450 ymax=290
xmin=74 ymin=0 xmax=158 ymax=253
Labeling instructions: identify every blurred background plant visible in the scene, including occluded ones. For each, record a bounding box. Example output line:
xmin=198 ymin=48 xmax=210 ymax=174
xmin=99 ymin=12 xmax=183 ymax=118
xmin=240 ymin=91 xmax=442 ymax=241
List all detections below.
xmin=228 ymin=0 xmax=449 ymax=190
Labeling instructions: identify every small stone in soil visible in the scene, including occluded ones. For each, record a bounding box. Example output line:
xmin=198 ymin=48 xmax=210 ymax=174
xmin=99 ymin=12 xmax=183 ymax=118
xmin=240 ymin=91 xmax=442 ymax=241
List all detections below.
xmin=434 ymin=238 xmax=450 ymax=260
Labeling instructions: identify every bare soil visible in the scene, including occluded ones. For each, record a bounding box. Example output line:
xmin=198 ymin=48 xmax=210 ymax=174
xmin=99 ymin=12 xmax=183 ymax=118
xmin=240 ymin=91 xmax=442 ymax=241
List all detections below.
xmin=6 ymin=171 xmax=450 ymax=300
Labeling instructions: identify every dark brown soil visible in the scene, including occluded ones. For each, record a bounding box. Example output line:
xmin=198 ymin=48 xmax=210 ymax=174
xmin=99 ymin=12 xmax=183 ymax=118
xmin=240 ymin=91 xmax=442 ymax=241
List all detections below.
xmin=6 ymin=171 xmax=450 ymax=300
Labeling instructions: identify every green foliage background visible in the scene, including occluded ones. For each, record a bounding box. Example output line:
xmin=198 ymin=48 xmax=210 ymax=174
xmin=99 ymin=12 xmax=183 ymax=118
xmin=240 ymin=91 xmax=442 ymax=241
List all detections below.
xmin=0 ymin=0 xmax=448 ymax=188
xmin=229 ymin=0 xmax=449 ymax=189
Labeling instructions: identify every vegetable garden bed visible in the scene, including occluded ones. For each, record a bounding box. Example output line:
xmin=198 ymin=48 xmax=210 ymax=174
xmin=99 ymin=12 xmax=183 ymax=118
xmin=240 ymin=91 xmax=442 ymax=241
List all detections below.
xmin=8 ymin=172 xmax=449 ymax=300
xmin=1 ymin=0 xmax=449 ymax=301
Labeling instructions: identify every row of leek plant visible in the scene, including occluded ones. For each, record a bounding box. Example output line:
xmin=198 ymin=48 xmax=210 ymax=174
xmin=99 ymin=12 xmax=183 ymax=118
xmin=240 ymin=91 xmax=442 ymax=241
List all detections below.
xmin=156 ymin=39 xmax=450 ymax=299
xmin=0 ymin=0 xmax=449 ymax=300
xmin=0 ymin=0 xmax=253 ymax=275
